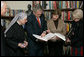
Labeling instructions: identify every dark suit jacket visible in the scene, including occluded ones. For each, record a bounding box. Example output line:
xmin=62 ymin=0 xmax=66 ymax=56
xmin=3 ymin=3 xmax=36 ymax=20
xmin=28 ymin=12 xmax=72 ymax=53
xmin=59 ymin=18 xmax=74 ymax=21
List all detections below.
xmin=25 ymin=13 xmax=47 ymax=56
xmin=1 ymin=25 xmax=6 ymax=56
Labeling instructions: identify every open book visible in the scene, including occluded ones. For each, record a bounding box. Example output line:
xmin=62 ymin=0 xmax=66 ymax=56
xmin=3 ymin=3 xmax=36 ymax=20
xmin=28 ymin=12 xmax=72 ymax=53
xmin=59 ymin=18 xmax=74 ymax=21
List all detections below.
xmin=33 ymin=33 xmax=66 ymax=41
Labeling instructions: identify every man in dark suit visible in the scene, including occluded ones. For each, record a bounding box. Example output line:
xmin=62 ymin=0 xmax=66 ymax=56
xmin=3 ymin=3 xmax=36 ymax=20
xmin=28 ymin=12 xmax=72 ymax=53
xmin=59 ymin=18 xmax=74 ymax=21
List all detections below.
xmin=25 ymin=4 xmax=47 ymax=56
xmin=1 ymin=1 xmax=7 ymax=56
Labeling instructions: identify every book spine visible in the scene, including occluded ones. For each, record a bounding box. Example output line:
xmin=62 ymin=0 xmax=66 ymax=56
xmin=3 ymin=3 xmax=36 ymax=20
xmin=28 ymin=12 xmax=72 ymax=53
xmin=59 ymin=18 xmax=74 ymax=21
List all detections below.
xmin=80 ymin=1 xmax=83 ymax=8
xmin=62 ymin=1 xmax=66 ymax=9
xmin=75 ymin=1 xmax=77 ymax=8
xmin=55 ymin=1 xmax=57 ymax=9
xmin=49 ymin=1 xmax=51 ymax=9
xmin=71 ymin=1 xmax=73 ymax=9
xmin=51 ymin=1 xmax=54 ymax=9
xmin=68 ymin=11 xmax=70 ymax=20
xmin=77 ymin=1 xmax=79 ymax=8
xmin=46 ymin=1 xmax=49 ymax=9
xmin=59 ymin=1 xmax=61 ymax=9
xmin=40 ymin=1 xmax=42 ymax=6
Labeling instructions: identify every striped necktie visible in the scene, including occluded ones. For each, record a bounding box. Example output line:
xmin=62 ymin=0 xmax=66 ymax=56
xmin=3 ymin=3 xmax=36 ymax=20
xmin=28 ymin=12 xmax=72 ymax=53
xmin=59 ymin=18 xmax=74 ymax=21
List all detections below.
xmin=37 ymin=17 xmax=41 ymax=27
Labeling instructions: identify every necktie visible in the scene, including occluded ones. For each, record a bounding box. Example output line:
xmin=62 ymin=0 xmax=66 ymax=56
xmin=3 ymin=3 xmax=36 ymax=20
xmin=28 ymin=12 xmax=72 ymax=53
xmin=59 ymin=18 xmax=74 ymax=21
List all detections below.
xmin=37 ymin=17 xmax=41 ymax=27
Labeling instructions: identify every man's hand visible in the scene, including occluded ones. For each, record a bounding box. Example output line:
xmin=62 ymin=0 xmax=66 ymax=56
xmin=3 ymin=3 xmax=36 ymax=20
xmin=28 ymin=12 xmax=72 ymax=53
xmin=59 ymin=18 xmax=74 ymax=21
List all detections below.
xmin=66 ymin=38 xmax=71 ymax=43
xmin=41 ymin=32 xmax=46 ymax=37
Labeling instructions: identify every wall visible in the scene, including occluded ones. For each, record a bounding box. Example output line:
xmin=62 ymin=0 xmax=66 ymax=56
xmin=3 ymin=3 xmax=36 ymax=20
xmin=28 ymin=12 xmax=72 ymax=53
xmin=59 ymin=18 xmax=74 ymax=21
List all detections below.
xmin=6 ymin=1 xmax=32 ymax=10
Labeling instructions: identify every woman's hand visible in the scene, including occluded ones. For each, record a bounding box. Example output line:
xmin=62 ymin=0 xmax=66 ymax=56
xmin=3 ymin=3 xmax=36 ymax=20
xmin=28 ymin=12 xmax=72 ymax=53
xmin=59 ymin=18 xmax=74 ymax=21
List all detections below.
xmin=18 ymin=43 xmax=25 ymax=48
xmin=50 ymin=36 xmax=57 ymax=42
xmin=56 ymin=36 xmax=61 ymax=40
xmin=24 ymin=41 xmax=28 ymax=47
xmin=18 ymin=41 xmax=28 ymax=48
xmin=46 ymin=29 xmax=51 ymax=33
xmin=66 ymin=38 xmax=71 ymax=43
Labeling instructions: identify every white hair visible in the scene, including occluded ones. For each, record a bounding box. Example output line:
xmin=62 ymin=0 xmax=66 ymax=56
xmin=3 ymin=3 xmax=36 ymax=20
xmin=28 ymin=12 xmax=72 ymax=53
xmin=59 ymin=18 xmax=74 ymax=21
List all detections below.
xmin=73 ymin=9 xmax=83 ymax=20
xmin=1 ymin=1 xmax=4 ymax=8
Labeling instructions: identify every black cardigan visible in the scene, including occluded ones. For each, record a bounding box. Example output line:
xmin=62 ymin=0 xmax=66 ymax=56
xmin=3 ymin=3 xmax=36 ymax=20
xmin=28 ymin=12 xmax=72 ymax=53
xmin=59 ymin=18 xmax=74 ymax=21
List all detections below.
xmin=69 ymin=20 xmax=83 ymax=47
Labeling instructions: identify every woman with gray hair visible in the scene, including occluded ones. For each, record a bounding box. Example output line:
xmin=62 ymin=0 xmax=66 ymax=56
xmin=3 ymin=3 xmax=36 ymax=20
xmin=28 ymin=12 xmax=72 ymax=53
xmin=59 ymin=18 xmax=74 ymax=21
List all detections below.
xmin=4 ymin=12 xmax=28 ymax=56
xmin=66 ymin=9 xmax=83 ymax=56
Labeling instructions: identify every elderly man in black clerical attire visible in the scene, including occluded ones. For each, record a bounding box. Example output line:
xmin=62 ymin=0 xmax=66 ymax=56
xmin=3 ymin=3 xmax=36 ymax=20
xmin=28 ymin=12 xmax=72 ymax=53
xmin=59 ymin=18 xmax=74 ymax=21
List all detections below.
xmin=4 ymin=12 xmax=28 ymax=56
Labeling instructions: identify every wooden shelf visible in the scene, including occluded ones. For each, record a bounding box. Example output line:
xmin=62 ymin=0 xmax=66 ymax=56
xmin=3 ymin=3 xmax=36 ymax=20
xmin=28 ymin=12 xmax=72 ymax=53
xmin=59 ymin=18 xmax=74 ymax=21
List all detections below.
xmin=64 ymin=20 xmax=74 ymax=23
xmin=43 ymin=8 xmax=83 ymax=11
xmin=1 ymin=16 xmax=14 ymax=20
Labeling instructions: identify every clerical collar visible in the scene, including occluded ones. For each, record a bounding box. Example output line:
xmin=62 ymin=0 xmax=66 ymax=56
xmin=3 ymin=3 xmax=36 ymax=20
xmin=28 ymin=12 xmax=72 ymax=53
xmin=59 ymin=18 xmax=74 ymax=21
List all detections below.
xmin=17 ymin=21 xmax=21 ymax=25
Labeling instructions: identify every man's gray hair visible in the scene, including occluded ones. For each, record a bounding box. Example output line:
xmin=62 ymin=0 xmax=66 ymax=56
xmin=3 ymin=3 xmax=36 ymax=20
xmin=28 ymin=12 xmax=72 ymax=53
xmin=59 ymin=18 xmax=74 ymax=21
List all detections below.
xmin=1 ymin=1 xmax=4 ymax=8
xmin=1 ymin=1 xmax=6 ymax=8
xmin=32 ymin=4 xmax=43 ymax=13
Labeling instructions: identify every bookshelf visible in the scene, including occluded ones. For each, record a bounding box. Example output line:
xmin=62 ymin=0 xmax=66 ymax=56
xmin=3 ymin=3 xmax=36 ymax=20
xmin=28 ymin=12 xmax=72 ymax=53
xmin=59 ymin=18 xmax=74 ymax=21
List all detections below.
xmin=32 ymin=1 xmax=83 ymax=33
xmin=43 ymin=8 xmax=83 ymax=11
xmin=1 ymin=8 xmax=26 ymax=29
xmin=1 ymin=8 xmax=26 ymax=20
xmin=1 ymin=16 xmax=14 ymax=20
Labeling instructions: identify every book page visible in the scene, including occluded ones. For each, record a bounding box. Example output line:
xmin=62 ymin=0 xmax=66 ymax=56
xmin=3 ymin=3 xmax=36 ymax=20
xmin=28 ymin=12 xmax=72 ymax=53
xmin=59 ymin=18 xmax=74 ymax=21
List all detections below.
xmin=33 ymin=33 xmax=55 ymax=41
xmin=54 ymin=33 xmax=66 ymax=41
xmin=33 ymin=34 xmax=47 ymax=41
xmin=33 ymin=33 xmax=66 ymax=41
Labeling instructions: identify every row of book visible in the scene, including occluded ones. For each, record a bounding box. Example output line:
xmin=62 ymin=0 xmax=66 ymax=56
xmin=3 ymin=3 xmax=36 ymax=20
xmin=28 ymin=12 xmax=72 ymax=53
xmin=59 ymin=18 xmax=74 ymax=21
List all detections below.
xmin=61 ymin=11 xmax=73 ymax=21
xmin=44 ymin=11 xmax=73 ymax=21
xmin=65 ymin=23 xmax=72 ymax=33
xmin=33 ymin=1 xmax=83 ymax=9
xmin=44 ymin=11 xmax=52 ymax=20
xmin=5 ymin=8 xmax=26 ymax=16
